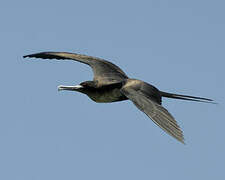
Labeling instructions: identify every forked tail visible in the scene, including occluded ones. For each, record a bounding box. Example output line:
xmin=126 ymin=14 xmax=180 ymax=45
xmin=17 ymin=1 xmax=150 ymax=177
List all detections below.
xmin=160 ymin=91 xmax=215 ymax=104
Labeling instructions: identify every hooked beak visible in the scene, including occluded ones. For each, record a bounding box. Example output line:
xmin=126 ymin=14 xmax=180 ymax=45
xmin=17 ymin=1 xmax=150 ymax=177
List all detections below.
xmin=58 ymin=85 xmax=84 ymax=91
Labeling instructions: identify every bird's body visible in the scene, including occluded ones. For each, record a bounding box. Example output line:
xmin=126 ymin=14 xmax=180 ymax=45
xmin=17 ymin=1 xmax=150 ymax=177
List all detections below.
xmin=78 ymin=80 xmax=127 ymax=103
xmin=86 ymin=87 xmax=125 ymax=103
xmin=24 ymin=51 xmax=214 ymax=143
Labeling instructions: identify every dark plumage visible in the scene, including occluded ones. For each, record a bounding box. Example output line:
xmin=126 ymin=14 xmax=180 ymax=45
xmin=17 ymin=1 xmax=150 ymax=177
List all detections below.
xmin=24 ymin=52 xmax=214 ymax=143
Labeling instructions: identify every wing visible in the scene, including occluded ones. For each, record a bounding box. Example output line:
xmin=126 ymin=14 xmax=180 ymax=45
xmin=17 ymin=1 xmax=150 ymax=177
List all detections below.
xmin=121 ymin=85 xmax=184 ymax=143
xmin=23 ymin=52 xmax=128 ymax=86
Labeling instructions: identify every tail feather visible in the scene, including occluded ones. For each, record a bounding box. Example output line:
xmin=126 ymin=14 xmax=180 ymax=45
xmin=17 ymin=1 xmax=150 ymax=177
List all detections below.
xmin=160 ymin=91 xmax=215 ymax=104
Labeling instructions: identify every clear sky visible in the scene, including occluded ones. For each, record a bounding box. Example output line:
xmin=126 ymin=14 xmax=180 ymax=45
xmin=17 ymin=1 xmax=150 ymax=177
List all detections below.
xmin=0 ymin=0 xmax=224 ymax=179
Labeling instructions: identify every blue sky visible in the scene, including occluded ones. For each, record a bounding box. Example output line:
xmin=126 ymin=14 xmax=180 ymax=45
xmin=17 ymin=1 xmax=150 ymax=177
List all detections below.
xmin=0 ymin=0 xmax=225 ymax=179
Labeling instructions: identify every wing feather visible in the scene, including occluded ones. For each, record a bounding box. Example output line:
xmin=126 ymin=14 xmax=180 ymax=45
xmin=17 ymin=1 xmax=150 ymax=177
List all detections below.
xmin=24 ymin=52 xmax=128 ymax=86
xmin=121 ymin=87 xmax=184 ymax=143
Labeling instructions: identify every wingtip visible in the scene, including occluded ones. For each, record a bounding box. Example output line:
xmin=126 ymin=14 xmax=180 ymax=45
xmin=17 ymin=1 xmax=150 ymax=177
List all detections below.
xmin=175 ymin=134 xmax=185 ymax=144
xmin=22 ymin=52 xmax=59 ymax=60
xmin=23 ymin=53 xmax=38 ymax=58
xmin=180 ymin=139 xmax=186 ymax=145
xmin=23 ymin=52 xmax=40 ymax=58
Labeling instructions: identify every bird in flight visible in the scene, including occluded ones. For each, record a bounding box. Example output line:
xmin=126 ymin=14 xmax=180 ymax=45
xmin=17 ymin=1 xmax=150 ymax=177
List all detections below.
xmin=24 ymin=52 xmax=214 ymax=143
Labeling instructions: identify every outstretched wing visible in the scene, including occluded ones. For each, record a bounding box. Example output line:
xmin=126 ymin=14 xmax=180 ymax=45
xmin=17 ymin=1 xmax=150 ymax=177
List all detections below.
xmin=23 ymin=52 xmax=128 ymax=86
xmin=121 ymin=82 xmax=184 ymax=143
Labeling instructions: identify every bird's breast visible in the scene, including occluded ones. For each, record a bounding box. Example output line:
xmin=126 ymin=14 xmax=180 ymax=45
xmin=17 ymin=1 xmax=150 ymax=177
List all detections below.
xmin=87 ymin=88 xmax=127 ymax=103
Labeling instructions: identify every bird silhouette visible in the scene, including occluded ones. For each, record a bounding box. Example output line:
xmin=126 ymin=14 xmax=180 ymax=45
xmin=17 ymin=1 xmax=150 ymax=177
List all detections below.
xmin=24 ymin=52 xmax=214 ymax=143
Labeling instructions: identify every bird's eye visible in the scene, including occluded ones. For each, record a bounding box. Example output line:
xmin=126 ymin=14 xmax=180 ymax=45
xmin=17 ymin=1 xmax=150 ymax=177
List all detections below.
xmin=80 ymin=82 xmax=86 ymax=86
